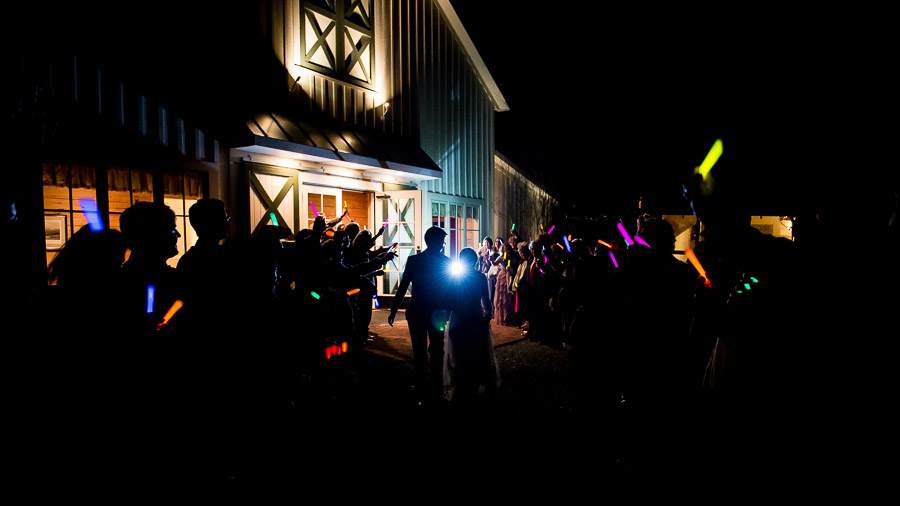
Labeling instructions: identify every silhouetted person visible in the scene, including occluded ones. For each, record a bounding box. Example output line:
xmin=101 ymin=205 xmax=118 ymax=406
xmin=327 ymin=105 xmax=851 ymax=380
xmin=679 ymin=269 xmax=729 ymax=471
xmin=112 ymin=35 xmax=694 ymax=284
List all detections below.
xmin=444 ymin=247 xmax=500 ymax=405
xmin=388 ymin=226 xmax=451 ymax=404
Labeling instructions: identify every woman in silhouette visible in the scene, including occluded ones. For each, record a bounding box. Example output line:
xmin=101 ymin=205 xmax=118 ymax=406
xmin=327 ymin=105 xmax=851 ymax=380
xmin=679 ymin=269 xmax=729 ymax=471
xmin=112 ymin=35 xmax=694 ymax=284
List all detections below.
xmin=444 ymin=247 xmax=501 ymax=404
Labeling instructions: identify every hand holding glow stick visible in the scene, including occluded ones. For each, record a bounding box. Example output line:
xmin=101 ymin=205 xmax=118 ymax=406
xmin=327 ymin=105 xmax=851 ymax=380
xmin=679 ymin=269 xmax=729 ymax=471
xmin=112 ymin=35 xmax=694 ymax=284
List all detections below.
xmin=684 ymin=248 xmax=712 ymax=288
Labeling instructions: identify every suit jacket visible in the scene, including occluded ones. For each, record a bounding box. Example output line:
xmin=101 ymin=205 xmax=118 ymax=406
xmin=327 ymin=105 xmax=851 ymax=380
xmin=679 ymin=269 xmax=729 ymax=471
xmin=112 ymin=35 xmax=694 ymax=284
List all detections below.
xmin=390 ymin=248 xmax=452 ymax=321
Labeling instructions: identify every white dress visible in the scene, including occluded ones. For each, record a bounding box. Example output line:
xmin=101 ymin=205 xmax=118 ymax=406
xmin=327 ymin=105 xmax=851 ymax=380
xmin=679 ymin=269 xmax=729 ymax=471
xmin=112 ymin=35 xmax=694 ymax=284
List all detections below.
xmin=444 ymin=268 xmax=502 ymax=401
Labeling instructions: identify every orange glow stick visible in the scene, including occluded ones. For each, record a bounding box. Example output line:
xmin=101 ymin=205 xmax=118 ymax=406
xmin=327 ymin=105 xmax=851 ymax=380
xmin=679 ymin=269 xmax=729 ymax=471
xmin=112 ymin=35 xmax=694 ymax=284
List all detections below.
xmin=684 ymin=249 xmax=712 ymax=288
xmin=347 ymin=288 xmax=361 ymax=295
xmin=158 ymin=300 xmax=184 ymax=327
xmin=597 ymin=239 xmax=612 ymax=249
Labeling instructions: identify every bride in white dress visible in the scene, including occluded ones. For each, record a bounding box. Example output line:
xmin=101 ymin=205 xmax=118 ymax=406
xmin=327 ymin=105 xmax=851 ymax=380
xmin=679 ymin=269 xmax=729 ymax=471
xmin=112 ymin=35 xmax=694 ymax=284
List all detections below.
xmin=444 ymin=247 xmax=502 ymax=402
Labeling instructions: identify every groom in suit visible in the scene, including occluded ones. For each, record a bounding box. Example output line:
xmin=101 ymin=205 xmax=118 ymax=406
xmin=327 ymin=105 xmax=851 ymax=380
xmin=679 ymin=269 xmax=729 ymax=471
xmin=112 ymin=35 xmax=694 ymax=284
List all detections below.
xmin=389 ymin=226 xmax=452 ymax=404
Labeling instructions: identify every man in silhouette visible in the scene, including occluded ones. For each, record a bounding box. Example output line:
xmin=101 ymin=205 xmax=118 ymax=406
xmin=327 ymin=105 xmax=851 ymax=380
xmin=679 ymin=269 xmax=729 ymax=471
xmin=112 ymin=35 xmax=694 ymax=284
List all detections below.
xmin=388 ymin=226 xmax=451 ymax=404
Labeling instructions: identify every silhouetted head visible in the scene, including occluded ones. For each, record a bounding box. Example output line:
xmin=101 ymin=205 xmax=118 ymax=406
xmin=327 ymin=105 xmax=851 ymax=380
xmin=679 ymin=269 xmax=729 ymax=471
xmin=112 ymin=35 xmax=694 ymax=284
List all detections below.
xmin=120 ymin=202 xmax=179 ymax=261
xmin=482 ymin=236 xmax=493 ymax=250
xmin=49 ymin=226 xmax=125 ymax=289
xmin=424 ymin=226 xmax=447 ymax=251
xmin=188 ymin=198 xmax=229 ymax=242
xmin=458 ymin=247 xmax=477 ymax=268
xmin=352 ymin=229 xmax=373 ymax=249
xmin=344 ymin=222 xmax=360 ymax=242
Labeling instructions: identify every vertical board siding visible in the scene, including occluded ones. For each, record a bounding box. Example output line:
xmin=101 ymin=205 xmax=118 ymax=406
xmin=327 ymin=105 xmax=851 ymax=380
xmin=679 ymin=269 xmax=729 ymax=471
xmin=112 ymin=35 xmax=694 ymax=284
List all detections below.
xmin=287 ymin=1 xmax=494 ymax=202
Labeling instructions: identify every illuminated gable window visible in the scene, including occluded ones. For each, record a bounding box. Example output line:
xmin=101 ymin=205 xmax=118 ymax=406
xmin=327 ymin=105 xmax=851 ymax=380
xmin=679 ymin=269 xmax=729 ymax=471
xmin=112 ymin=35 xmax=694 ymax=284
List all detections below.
xmin=299 ymin=0 xmax=375 ymax=89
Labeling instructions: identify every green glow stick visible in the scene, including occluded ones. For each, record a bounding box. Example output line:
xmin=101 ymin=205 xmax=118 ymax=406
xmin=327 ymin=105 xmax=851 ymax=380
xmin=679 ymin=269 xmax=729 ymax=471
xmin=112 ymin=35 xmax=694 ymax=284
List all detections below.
xmin=270 ymin=212 xmax=279 ymax=227
xmin=697 ymin=138 xmax=723 ymax=179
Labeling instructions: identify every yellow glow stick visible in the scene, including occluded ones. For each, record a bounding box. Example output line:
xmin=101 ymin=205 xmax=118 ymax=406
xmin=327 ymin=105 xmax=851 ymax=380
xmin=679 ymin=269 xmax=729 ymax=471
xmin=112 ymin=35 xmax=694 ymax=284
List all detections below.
xmin=696 ymin=139 xmax=723 ymax=179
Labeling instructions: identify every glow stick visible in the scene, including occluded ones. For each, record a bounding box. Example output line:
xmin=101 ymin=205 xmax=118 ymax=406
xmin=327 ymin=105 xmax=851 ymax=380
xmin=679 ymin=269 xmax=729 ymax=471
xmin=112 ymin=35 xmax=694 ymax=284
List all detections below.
xmin=540 ymin=224 xmax=544 ymax=232
xmin=342 ymin=342 xmax=348 ymax=353
xmin=684 ymin=248 xmax=712 ymax=287
xmin=512 ymin=223 xmax=516 ymax=231
xmin=270 ymin=212 xmax=279 ymax=227
xmin=697 ymin=138 xmax=723 ymax=179
xmin=310 ymin=202 xmax=319 ymax=217
xmin=311 ymin=291 xmax=321 ymax=300
xmin=563 ymin=235 xmax=572 ymax=253
xmin=347 ymin=288 xmax=360 ymax=296
xmin=146 ymin=285 xmax=155 ymax=314
xmin=373 ymin=294 xmax=380 ymax=308
xmin=609 ymin=250 xmax=619 ymax=268
xmin=634 ymin=235 xmax=650 ymax=248
xmin=79 ymin=198 xmax=104 ymax=232
xmin=597 ymin=239 xmax=612 ymax=249
xmin=159 ymin=299 xmax=184 ymax=326
xmin=325 ymin=229 xmax=335 ymax=237
xmin=616 ymin=222 xmax=634 ymax=247
xmin=548 ymin=225 xmax=555 ymax=234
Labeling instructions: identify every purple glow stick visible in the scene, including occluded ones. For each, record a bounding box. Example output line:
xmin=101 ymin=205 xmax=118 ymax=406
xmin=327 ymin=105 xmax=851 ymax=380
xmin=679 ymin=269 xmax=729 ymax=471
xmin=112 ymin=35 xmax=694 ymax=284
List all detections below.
xmin=609 ymin=250 xmax=619 ymax=268
xmin=634 ymin=235 xmax=651 ymax=248
xmin=310 ymin=201 xmax=319 ymax=217
xmin=616 ymin=222 xmax=634 ymax=247
xmin=548 ymin=225 xmax=555 ymax=234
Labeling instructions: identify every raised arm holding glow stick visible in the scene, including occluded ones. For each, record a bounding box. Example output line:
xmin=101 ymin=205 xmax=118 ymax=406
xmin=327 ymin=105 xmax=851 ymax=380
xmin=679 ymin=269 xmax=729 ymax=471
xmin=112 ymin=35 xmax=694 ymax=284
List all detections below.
xmin=684 ymin=248 xmax=712 ymax=288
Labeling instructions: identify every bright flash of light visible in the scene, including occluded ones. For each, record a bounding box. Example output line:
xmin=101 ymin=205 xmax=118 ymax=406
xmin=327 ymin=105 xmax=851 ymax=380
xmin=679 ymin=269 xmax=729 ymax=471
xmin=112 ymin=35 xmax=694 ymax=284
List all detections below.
xmin=451 ymin=261 xmax=463 ymax=276
xmin=697 ymin=138 xmax=723 ymax=179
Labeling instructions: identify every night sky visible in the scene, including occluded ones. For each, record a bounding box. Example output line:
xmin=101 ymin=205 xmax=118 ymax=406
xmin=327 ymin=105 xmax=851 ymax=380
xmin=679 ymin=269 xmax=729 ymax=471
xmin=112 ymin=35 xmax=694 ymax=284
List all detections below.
xmin=450 ymin=2 xmax=896 ymax=217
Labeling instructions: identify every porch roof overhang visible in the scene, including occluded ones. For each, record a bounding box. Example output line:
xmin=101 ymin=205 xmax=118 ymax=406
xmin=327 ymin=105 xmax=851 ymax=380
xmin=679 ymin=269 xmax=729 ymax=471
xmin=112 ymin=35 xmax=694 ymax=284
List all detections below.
xmin=234 ymin=112 xmax=442 ymax=185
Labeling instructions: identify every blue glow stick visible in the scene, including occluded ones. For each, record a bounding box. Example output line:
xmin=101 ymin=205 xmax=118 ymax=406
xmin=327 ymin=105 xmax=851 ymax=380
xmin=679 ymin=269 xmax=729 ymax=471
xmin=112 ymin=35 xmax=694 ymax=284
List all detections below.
xmin=146 ymin=285 xmax=155 ymax=314
xmin=79 ymin=198 xmax=104 ymax=232
xmin=373 ymin=294 xmax=380 ymax=308
xmin=563 ymin=235 xmax=572 ymax=253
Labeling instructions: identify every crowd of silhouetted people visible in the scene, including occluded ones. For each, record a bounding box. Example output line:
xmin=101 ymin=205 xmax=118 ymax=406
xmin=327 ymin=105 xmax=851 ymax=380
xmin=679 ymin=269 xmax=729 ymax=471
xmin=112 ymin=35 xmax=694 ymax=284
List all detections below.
xmin=5 ymin=171 xmax=898 ymax=483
